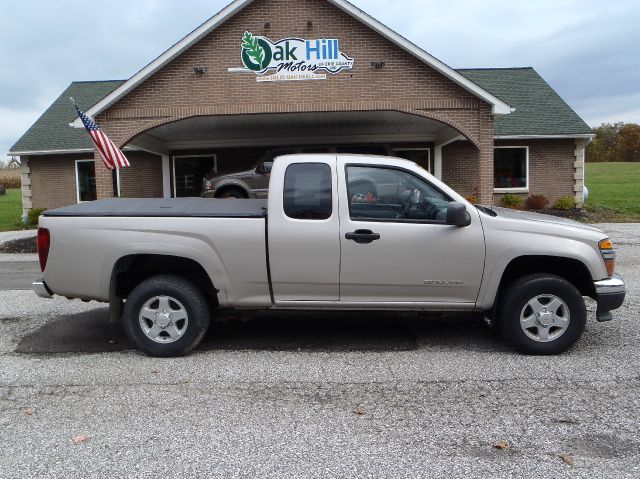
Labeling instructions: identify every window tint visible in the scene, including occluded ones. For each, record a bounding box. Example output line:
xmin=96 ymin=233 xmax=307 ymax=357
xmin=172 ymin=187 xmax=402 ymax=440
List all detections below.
xmin=284 ymin=163 xmax=332 ymax=220
xmin=346 ymin=166 xmax=451 ymax=222
xmin=494 ymin=148 xmax=527 ymax=189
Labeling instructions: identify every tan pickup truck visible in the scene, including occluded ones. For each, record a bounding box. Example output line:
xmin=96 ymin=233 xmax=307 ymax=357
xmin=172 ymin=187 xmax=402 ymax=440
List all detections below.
xmin=34 ymin=154 xmax=625 ymax=357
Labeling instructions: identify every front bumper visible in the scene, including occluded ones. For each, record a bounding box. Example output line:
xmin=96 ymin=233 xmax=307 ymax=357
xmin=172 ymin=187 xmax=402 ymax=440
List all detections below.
xmin=593 ymin=273 xmax=625 ymax=322
xmin=33 ymin=279 xmax=53 ymax=299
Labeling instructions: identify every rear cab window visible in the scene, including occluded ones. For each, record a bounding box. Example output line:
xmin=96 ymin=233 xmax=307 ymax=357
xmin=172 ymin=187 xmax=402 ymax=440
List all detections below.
xmin=283 ymin=163 xmax=333 ymax=220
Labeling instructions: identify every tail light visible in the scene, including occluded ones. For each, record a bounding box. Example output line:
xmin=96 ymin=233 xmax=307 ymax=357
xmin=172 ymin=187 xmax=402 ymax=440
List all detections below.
xmin=37 ymin=227 xmax=50 ymax=272
xmin=599 ymin=238 xmax=615 ymax=277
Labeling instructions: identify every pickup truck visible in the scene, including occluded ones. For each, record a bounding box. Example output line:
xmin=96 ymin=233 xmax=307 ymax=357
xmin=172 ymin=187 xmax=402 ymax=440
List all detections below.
xmin=33 ymin=154 xmax=626 ymax=357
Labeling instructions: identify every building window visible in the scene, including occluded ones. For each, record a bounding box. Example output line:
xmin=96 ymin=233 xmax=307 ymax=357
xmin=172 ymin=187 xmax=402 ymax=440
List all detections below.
xmin=283 ymin=163 xmax=332 ymax=220
xmin=393 ymin=148 xmax=432 ymax=173
xmin=173 ymin=155 xmax=217 ymax=197
xmin=494 ymin=146 xmax=529 ymax=192
xmin=75 ymin=160 xmax=97 ymax=202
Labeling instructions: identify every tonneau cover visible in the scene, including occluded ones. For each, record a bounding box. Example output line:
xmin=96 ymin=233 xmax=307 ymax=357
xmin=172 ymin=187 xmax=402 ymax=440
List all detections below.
xmin=44 ymin=198 xmax=268 ymax=218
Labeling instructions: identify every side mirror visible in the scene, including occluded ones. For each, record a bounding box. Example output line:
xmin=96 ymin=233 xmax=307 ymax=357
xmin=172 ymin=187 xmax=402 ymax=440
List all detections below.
xmin=446 ymin=202 xmax=471 ymax=227
xmin=256 ymin=163 xmax=266 ymax=175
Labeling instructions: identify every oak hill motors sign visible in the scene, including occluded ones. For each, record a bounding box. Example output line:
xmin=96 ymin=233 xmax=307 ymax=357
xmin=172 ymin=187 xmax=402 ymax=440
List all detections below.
xmin=228 ymin=31 xmax=354 ymax=82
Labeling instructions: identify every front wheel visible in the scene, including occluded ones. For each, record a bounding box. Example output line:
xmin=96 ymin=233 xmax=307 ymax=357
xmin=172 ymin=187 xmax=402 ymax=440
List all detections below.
xmin=123 ymin=275 xmax=210 ymax=357
xmin=498 ymin=274 xmax=586 ymax=355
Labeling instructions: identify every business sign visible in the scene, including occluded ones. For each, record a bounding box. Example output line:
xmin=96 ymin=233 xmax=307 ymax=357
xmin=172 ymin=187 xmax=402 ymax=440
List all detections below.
xmin=228 ymin=31 xmax=354 ymax=82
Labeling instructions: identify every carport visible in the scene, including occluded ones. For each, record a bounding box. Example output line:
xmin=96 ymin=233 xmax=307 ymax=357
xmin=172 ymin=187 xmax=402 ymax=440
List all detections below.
xmin=124 ymin=110 xmax=470 ymax=198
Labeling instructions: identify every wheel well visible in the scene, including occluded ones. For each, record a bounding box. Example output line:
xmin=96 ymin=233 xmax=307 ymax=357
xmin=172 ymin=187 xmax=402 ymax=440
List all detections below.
xmin=112 ymin=255 xmax=219 ymax=308
xmin=498 ymin=256 xmax=595 ymax=300
xmin=215 ymin=185 xmax=248 ymax=198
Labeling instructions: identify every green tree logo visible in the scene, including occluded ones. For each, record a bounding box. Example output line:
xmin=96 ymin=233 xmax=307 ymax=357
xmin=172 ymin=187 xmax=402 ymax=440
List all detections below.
xmin=241 ymin=31 xmax=272 ymax=71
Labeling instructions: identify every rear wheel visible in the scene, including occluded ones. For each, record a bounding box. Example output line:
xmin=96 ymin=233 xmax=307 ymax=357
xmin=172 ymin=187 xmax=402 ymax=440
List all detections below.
xmin=216 ymin=187 xmax=247 ymax=199
xmin=123 ymin=275 xmax=210 ymax=357
xmin=498 ymin=274 xmax=586 ymax=355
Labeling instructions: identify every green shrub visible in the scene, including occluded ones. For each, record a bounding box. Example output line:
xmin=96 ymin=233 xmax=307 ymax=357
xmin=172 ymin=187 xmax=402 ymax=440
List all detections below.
xmin=553 ymin=196 xmax=577 ymax=210
xmin=500 ymin=194 xmax=524 ymax=209
xmin=27 ymin=208 xmax=47 ymax=226
xmin=525 ymin=195 xmax=549 ymax=210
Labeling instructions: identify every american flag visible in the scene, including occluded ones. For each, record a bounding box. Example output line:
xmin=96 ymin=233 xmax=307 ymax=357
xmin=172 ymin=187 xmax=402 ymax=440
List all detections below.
xmin=75 ymin=104 xmax=130 ymax=169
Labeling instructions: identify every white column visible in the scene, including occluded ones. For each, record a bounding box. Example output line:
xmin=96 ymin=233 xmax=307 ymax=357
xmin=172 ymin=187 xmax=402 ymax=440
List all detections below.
xmin=574 ymin=138 xmax=592 ymax=208
xmin=434 ymin=145 xmax=443 ymax=179
xmin=162 ymin=154 xmax=171 ymax=198
xmin=433 ymin=134 xmax=464 ymax=181
xmin=19 ymin=156 xmax=32 ymax=223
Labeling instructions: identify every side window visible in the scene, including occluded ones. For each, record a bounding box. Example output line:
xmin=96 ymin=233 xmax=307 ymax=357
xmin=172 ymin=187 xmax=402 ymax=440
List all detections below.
xmin=346 ymin=166 xmax=452 ymax=222
xmin=263 ymin=162 xmax=274 ymax=174
xmin=284 ymin=163 xmax=333 ymax=220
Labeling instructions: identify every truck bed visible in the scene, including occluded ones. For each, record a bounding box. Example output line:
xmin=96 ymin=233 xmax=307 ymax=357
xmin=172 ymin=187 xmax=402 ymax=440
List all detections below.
xmin=43 ymin=198 xmax=268 ymax=218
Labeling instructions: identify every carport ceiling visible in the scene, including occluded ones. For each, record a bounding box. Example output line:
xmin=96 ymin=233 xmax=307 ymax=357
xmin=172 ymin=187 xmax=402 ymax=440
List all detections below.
xmin=141 ymin=111 xmax=454 ymax=149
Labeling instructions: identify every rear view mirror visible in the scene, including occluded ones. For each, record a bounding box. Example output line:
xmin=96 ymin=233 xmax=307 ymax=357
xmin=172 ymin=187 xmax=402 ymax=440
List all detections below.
xmin=446 ymin=202 xmax=471 ymax=227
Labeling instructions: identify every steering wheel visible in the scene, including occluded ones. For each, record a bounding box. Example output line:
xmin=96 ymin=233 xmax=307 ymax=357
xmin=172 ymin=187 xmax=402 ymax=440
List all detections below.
xmin=398 ymin=188 xmax=422 ymax=218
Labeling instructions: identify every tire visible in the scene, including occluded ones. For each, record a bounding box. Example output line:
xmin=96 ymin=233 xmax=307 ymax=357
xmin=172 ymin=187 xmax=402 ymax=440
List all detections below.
xmin=123 ymin=275 xmax=210 ymax=357
xmin=216 ymin=187 xmax=247 ymax=199
xmin=498 ymin=273 xmax=586 ymax=355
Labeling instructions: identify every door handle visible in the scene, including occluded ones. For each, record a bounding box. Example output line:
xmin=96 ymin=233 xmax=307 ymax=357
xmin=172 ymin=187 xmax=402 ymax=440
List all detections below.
xmin=345 ymin=229 xmax=381 ymax=244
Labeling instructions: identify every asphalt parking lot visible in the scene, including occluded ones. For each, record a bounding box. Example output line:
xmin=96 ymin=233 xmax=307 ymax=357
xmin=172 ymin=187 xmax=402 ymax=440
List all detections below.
xmin=0 ymin=224 xmax=638 ymax=478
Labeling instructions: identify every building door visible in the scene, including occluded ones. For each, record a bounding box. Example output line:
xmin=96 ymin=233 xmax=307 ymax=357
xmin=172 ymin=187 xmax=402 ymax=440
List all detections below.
xmin=173 ymin=155 xmax=217 ymax=197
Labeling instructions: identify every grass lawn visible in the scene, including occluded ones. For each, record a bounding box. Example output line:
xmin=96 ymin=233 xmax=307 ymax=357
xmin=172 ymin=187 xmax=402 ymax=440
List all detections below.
xmin=0 ymin=189 xmax=23 ymax=232
xmin=585 ymin=162 xmax=640 ymax=222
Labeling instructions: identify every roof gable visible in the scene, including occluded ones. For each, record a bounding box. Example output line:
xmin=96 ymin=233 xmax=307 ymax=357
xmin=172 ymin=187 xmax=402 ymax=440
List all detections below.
xmin=72 ymin=0 xmax=511 ymax=127
xmin=458 ymin=67 xmax=592 ymax=137
xmin=10 ymin=81 xmax=125 ymax=154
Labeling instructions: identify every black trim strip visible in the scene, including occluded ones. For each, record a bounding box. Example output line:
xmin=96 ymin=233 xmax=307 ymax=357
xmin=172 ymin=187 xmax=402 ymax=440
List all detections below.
xmin=264 ymin=214 xmax=275 ymax=304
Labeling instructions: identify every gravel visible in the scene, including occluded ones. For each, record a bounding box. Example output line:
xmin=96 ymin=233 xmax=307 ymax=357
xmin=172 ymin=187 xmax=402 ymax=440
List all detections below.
xmin=0 ymin=224 xmax=638 ymax=478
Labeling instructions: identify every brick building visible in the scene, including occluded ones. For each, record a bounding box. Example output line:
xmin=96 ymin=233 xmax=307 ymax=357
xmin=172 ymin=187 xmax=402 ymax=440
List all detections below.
xmin=10 ymin=0 xmax=593 ymax=216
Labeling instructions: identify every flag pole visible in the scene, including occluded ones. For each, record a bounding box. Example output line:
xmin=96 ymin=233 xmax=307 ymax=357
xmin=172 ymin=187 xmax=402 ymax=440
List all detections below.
xmin=71 ymin=98 xmax=121 ymax=198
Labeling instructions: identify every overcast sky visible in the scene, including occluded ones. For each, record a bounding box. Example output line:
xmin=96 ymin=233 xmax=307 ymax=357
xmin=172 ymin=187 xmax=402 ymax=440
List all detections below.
xmin=2 ymin=0 xmax=639 ymax=157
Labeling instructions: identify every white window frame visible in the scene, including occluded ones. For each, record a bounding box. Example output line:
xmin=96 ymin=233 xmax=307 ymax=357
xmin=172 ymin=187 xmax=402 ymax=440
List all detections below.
xmin=75 ymin=159 xmax=97 ymax=203
xmin=493 ymin=146 xmax=529 ymax=193
xmin=172 ymin=154 xmax=217 ymax=198
xmin=393 ymin=147 xmax=432 ymax=173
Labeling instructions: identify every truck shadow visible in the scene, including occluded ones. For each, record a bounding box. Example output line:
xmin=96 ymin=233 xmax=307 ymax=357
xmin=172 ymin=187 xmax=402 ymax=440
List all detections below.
xmin=16 ymin=307 xmax=505 ymax=354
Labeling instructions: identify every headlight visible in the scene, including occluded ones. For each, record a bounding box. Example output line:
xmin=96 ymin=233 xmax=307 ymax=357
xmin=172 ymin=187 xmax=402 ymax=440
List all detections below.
xmin=599 ymin=238 xmax=616 ymax=277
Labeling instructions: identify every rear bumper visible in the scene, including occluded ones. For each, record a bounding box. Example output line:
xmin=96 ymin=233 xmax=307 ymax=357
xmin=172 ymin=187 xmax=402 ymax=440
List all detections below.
xmin=593 ymin=274 xmax=625 ymax=322
xmin=33 ymin=279 xmax=53 ymax=299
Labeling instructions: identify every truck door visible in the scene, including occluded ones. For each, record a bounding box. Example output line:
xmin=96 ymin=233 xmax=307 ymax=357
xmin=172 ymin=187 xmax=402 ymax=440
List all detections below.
xmin=337 ymin=157 xmax=485 ymax=305
xmin=268 ymin=155 xmax=340 ymax=301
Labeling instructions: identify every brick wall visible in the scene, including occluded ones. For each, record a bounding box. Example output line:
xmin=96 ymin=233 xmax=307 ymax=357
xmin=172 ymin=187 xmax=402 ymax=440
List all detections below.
xmin=442 ymin=141 xmax=480 ymax=198
xmin=29 ymin=154 xmax=91 ymax=210
xmin=119 ymin=152 xmax=164 ymax=198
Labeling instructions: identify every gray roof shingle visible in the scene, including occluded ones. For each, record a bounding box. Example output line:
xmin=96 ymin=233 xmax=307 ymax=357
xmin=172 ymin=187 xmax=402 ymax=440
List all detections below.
xmin=10 ymin=67 xmax=591 ymax=154
xmin=9 ymin=80 xmax=125 ymax=154
xmin=458 ymin=67 xmax=592 ymax=136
